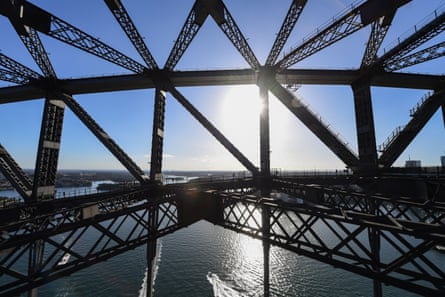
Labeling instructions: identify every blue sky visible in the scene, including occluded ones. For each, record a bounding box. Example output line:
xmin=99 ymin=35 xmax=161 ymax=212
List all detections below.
xmin=1 ymin=0 xmax=445 ymax=172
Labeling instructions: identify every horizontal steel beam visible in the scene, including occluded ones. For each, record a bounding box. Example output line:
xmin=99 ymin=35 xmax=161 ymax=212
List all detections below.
xmin=1 ymin=70 xmax=445 ymax=103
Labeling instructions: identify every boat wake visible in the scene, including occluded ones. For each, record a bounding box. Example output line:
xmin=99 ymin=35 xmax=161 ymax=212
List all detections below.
xmin=207 ymin=272 xmax=244 ymax=297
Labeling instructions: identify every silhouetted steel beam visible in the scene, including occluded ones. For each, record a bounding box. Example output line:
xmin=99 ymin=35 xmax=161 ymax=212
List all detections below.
xmin=0 ymin=52 xmax=41 ymax=80
xmin=208 ymin=0 xmax=260 ymax=69
xmin=150 ymin=89 xmax=166 ymax=183
xmin=273 ymin=179 xmax=445 ymax=223
xmin=167 ymin=85 xmax=260 ymax=175
xmin=0 ymin=0 xmax=146 ymax=73
xmin=276 ymin=0 xmax=411 ymax=69
xmin=104 ymin=0 xmax=158 ymax=69
xmin=18 ymin=27 xmax=56 ymax=78
xmin=2 ymin=0 xmax=55 ymax=78
xmin=265 ymin=78 xmax=359 ymax=168
xmin=60 ymin=93 xmax=149 ymax=183
xmin=0 ymin=69 xmax=29 ymax=84
xmin=32 ymin=94 xmax=65 ymax=200
xmin=2 ymin=70 xmax=445 ymax=104
xmin=265 ymin=0 xmax=307 ymax=66
xmin=6 ymin=4 xmax=64 ymax=202
xmin=351 ymin=81 xmax=378 ymax=172
xmin=13 ymin=26 xmax=63 ymax=199
xmin=379 ymin=90 xmax=445 ymax=167
xmin=164 ymin=1 xmax=207 ymax=70
xmin=370 ymin=72 xmax=445 ymax=90
xmin=386 ymin=41 xmax=445 ymax=71
xmin=361 ymin=13 xmax=394 ymax=67
xmin=380 ymin=7 xmax=445 ymax=70
xmin=259 ymin=85 xmax=270 ymax=177
xmin=0 ymin=143 xmax=32 ymax=200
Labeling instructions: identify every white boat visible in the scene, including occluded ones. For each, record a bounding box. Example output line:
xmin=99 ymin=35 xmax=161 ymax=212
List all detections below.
xmin=57 ymin=253 xmax=71 ymax=266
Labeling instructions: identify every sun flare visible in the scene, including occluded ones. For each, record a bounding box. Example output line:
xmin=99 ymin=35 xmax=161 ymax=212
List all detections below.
xmin=219 ymin=86 xmax=263 ymax=139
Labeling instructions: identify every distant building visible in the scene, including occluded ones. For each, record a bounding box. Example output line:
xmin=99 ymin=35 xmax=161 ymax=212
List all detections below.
xmin=441 ymin=156 xmax=445 ymax=167
xmin=405 ymin=160 xmax=421 ymax=167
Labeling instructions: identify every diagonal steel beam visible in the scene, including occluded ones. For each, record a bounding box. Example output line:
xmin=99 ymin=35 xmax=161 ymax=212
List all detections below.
xmin=379 ymin=6 xmax=445 ymax=70
xmin=0 ymin=69 xmax=30 ymax=85
xmin=17 ymin=27 xmax=56 ymax=78
xmin=276 ymin=0 xmax=411 ymax=69
xmin=385 ymin=41 xmax=445 ymax=72
xmin=378 ymin=90 xmax=445 ymax=167
xmin=263 ymin=76 xmax=359 ymax=169
xmin=265 ymin=0 xmax=307 ymax=66
xmin=166 ymin=84 xmax=260 ymax=175
xmin=104 ymin=0 xmax=158 ymax=70
xmin=361 ymin=12 xmax=394 ymax=68
xmin=0 ymin=0 xmax=146 ymax=74
xmin=4 ymin=2 xmax=65 ymax=202
xmin=164 ymin=1 xmax=208 ymax=70
xmin=60 ymin=93 xmax=149 ymax=183
xmin=207 ymin=0 xmax=260 ymax=69
xmin=2 ymin=0 xmax=55 ymax=77
xmin=0 ymin=144 xmax=32 ymax=200
xmin=0 ymin=53 xmax=41 ymax=80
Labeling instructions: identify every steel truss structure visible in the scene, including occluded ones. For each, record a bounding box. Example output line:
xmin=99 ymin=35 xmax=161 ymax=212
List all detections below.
xmin=1 ymin=0 xmax=445 ymax=296
xmin=218 ymin=191 xmax=445 ymax=296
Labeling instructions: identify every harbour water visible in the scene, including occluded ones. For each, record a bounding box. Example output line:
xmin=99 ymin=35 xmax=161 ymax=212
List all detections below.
xmin=32 ymin=221 xmax=421 ymax=297
xmin=0 ymin=181 xmax=437 ymax=296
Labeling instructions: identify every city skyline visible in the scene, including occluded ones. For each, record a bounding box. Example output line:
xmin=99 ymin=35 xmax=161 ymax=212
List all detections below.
xmin=1 ymin=0 xmax=445 ymax=171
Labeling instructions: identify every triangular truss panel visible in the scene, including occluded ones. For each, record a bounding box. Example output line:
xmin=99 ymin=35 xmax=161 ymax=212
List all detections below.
xmin=58 ymin=90 xmax=154 ymax=172
xmin=171 ymin=18 xmax=252 ymax=70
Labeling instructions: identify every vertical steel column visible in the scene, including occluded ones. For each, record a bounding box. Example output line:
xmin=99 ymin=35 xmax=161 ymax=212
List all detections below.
xmin=146 ymin=205 xmax=158 ymax=297
xmin=29 ymin=94 xmax=65 ymax=297
xmin=28 ymin=239 xmax=44 ymax=297
xmin=262 ymin=203 xmax=271 ymax=297
xmin=150 ymin=89 xmax=166 ymax=183
xmin=32 ymin=95 xmax=66 ymax=200
xmin=147 ymin=88 xmax=164 ymax=295
xmin=351 ymin=81 xmax=378 ymax=173
xmin=253 ymin=68 xmax=273 ymax=297
xmin=259 ymin=85 xmax=271 ymax=178
xmin=368 ymin=199 xmax=382 ymax=297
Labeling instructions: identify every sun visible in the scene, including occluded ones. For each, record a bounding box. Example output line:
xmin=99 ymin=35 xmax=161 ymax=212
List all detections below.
xmin=219 ymin=85 xmax=264 ymax=145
